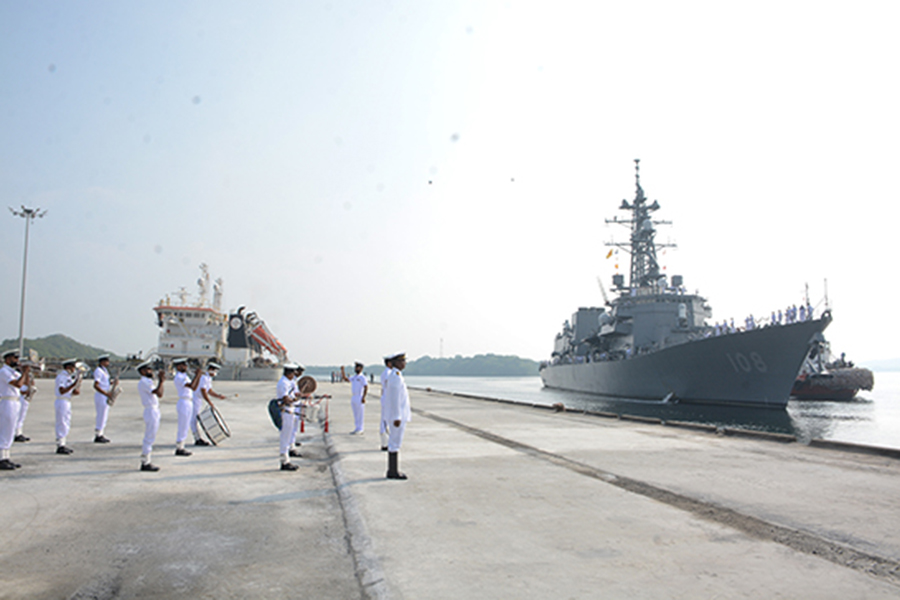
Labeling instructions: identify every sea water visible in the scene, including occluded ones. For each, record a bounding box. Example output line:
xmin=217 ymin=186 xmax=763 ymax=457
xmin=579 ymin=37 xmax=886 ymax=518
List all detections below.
xmin=403 ymin=372 xmax=900 ymax=449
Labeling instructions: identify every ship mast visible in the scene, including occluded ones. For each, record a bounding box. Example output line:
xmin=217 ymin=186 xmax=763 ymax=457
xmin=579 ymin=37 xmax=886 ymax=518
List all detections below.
xmin=605 ymin=159 xmax=675 ymax=289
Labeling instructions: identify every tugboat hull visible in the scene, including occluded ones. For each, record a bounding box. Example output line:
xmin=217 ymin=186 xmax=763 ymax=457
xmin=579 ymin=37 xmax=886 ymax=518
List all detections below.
xmin=541 ymin=317 xmax=830 ymax=408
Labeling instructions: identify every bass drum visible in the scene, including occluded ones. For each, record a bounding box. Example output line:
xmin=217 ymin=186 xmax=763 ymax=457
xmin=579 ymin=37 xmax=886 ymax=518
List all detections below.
xmin=198 ymin=405 xmax=232 ymax=445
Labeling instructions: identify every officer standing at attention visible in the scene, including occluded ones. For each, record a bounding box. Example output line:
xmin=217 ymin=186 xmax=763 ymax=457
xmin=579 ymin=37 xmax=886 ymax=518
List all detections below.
xmin=172 ymin=358 xmax=202 ymax=456
xmin=379 ymin=356 xmax=392 ymax=451
xmin=349 ymin=362 xmax=368 ymax=434
xmin=383 ymin=352 xmax=411 ymax=480
xmin=191 ymin=361 xmax=226 ymax=446
xmin=137 ymin=359 xmax=165 ymax=471
xmin=92 ymin=354 xmax=113 ymax=443
xmin=54 ymin=359 xmax=81 ymax=455
xmin=277 ymin=363 xmax=301 ymax=471
xmin=0 ymin=349 xmax=30 ymax=470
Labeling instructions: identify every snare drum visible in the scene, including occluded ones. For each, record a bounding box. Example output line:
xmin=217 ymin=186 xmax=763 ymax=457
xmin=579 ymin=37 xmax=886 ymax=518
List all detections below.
xmin=198 ymin=405 xmax=232 ymax=445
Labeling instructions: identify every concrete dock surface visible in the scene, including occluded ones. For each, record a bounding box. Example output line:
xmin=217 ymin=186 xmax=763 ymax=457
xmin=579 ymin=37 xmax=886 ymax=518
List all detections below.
xmin=2 ymin=380 xmax=899 ymax=599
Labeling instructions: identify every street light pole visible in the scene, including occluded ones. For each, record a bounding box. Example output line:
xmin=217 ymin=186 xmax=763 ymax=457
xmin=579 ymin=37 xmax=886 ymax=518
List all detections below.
xmin=9 ymin=206 xmax=47 ymax=358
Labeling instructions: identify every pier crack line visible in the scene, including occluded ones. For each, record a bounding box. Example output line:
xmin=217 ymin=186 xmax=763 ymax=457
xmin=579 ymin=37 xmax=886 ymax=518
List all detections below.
xmin=414 ymin=406 xmax=900 ymax=587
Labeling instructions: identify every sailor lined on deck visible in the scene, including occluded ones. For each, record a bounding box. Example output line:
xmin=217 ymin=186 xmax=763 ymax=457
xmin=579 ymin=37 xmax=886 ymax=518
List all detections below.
xmin=0 ymin=349 xmax=30 ymax=470
xmin=382 ymin=352 xmax=411 ymax=480
xmin=137 ymin=360 xmax=165 ymax=471
xmin=379 ymin=356 xmax=392 ymax=451
xmin=54 ymin=359 xmax=81 ymax=455
xmin=92 ymin=354 xmax=113 ymax=443
xmin=192 ymin=361 xmax=226 ymax=446
xmin=349 ymin=362 xmax=368 ymax=434
xmin=277 ymin=363 xmax=301 ymax=471
xmin=172 ymin=357 xmax=202 ymax=456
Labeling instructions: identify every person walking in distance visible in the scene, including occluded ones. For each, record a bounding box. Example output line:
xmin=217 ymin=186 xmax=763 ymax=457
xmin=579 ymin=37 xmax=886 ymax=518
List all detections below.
xmin=383 ymin=352 xmax=411 ymax=480
xmin=349 ymin=362 xmax=368 ymax=434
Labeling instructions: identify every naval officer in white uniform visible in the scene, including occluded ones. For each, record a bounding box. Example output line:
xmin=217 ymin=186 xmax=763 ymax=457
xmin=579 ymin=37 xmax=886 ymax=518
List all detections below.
xmin=379 ymin=356 xmax=392 ymax=451
xmin=0 ymin=349 xmax=30 ymax=470
xmin=137 ymin=360 xmax=165 ymax=471
xmin=191 ymin=361 xmax=226 ymax=446
xmin=172 ymin=357 xmax=201 ymax=456
xmin=54 ymin=358 xmax=81 ymax=455
xmin=349 ymin=362 xmax=368 ymax=434
xmin=382 ymin=352 xmax=411 ymax=480
xmin=92 ymin=354 xmax=113 ymax=443
xmin=276 ymin=364 xmax=300 ymax=471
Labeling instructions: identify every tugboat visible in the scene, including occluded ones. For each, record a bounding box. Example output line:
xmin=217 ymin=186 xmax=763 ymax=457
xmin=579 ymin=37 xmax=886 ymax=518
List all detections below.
xmin=791 ymin=337 xmax=874 ymax=400
xmin=540 ymin=160 xmax=831 ymax=408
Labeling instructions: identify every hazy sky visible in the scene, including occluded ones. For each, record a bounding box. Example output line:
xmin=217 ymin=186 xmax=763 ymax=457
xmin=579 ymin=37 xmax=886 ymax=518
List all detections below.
xmin=1 ymin=1 xmax=898 ymax=365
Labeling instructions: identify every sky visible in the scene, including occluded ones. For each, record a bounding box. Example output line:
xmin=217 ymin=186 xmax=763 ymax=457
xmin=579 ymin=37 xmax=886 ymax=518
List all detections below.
xmin=1 ymin=1 xmax=898 ymax=365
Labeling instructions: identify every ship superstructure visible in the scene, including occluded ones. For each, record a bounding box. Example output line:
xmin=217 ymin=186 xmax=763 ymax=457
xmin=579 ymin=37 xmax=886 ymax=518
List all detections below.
xmin=540 ymin=161 xmax=830 ymax=407
xmin=153 ymin=264 xmax=288 ymax=376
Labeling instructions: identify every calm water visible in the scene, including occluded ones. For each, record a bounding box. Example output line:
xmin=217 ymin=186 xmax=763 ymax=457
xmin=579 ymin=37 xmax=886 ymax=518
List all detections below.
xmin=404 ymin=372 xmax=900 ymax=449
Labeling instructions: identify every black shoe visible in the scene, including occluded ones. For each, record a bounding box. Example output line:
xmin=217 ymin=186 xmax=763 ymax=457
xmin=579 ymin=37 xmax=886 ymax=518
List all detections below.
xmin=280 ymin=462 xmax=299 ymax=471
xmin=175 ymin=448 xmax=192 ymax=456
xmin=12 ymin=462 xmax=21 ymax=469
xmin=94 ymin=435 xmax=111 ymax=444
xmin=289 ymin=449 xmax=302 ymax=458
xmin=386 ymin=471 xmax=408 ymax=480
xmin=381 ymin=446 xmax=388 ymax=451
xmin=14 ymin=434 xmax=29 ymax=443
xmin=294 ymin=441 xmax=302 ymax=447
xmin=0 ymin=459 xmax=16 ymax=470
xmin=194 ymin=438 xmax=211 ymax=446
xmin=56 ymin=446 xmax=74 ymax=455
xmin=140 ymin=463 xmax=160 ymax=472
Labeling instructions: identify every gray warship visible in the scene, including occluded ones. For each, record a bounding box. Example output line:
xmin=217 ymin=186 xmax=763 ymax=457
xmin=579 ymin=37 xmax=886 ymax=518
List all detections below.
xmin=540 ymin=160 xmax=831 ymax=408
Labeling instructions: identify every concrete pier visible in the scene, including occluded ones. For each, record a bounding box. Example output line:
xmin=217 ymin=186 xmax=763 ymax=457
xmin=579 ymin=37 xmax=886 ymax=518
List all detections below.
xmin=2 ymin=381 xmax=899 ymax=598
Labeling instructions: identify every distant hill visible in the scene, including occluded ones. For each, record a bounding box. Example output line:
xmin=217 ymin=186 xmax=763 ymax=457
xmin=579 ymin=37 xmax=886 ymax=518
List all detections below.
xmin=0 ymin=334 xmax=122 ymax=361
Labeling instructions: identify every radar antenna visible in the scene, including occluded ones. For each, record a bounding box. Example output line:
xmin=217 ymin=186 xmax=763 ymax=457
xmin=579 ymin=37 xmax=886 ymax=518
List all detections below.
xmin=604 ymin=159 xmax=676 ymax=289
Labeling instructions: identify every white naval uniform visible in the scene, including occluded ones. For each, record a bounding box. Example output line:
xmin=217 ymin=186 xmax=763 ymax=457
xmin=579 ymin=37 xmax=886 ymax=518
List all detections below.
xmin=191 ymin=372 xmax=213 ymax=440
xmin=173 ymin=370 xmax=193 ymax=448
xmin=54 ymin=370 xmax=77 ymax=446
xmin=349 ymin=373 xmax=368 ymax=433
xmin=379 ymin=367 xmax=391 ymax=447
xmin=0 ymin=364 xmax=23 ymax=460
xmin=383 ymin=367 xmax=411 ymax=452
xmin=277 ymin=375 xmax=296 ymax=462
xmin=93 ymin=366 xmax=111 ymax=436
xmin=138 ymin=375 xmax=160 ymax=462
xmin=15 ymin=388 xmax=29 ymax=436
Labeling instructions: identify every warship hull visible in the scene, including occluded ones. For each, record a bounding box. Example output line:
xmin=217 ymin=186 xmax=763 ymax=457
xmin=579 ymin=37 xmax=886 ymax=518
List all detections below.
xmin=541 ymin=317 xmax=830 ymax=408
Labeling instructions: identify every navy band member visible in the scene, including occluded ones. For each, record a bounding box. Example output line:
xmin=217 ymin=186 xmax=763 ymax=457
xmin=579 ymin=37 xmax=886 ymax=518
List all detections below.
xmin=14 ymin=362 xmax=35 ymax=443
xmin=137 ymin=360 xmax=165 ymax=471
xmin=290 ymin=364 xmax=307 ymax=449
xmin=379 ymin=356 xmax=392 ymax=451
xmin=172 ymin=357 xmax=201 ymax=456
xmin=54 ymin=359 xmax=81 ymax=455
xmin=277 ymin=363 xmax=300 ymax=470
xmin=192 ymin=361 xmax=225 ymax=446
xmin=0 ymin=349 xmax=30 ymax=470
xmin=382 ymin=352 xmax=410 ymax=480
xmin=349 ymin=362 xmax=368 ymax=434
xmin=92 ymin=354 xmax=113 ymax=443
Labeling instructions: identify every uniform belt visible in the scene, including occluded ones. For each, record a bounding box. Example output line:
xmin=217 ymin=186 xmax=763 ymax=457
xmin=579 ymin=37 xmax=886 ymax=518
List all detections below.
xmin=0 ymin=396 xmax=20 ymax=401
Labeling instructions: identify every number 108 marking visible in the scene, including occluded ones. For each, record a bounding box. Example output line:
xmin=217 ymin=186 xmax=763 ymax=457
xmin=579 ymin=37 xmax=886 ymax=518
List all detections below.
xmin=726 ymin=352 xmax=768 ymax=373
